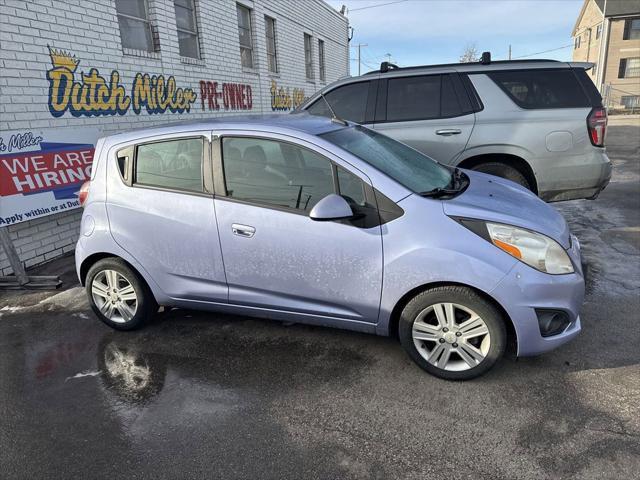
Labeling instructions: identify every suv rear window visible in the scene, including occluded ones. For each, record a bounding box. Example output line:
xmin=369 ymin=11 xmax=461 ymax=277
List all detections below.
xmin=307 ymin=82 xmax=369 ymax=123
xmin=488 ymin=69 xmax=591 ymax=109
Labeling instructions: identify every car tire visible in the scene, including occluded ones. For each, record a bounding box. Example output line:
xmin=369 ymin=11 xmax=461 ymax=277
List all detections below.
xmin=472 ymin=162 xmax=531 ymax=190
xmin=86 ymin=257 xmax=157 ymax=331
xmin=398 ymin=286 xmax=506 ymax=380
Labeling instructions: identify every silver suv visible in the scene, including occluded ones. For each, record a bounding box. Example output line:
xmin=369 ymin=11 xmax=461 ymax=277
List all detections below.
xmin=299 ymin=56 xmax=612 ymax=202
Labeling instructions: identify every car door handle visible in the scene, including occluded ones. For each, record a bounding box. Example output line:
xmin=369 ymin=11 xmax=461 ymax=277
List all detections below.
xmin=435 ymin=129 xmax=462 ymax=136
xmin=232 ymin=224 xmax=255 ymax=238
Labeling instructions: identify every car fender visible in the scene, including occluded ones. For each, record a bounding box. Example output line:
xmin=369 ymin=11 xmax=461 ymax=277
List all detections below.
xmin=375 ymin=194 xmax=518 ymax=335
xmin=76 ymin=207 xmax=170 ymax=305
xmin=455 ymin=143 xmax=534 ymax=167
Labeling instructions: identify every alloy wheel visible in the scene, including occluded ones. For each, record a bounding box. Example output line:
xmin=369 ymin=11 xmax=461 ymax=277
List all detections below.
xmin=91 ymin=269 xmax=138 ymax=323
xmin=412 ymin=302 xmax=491 ymax=371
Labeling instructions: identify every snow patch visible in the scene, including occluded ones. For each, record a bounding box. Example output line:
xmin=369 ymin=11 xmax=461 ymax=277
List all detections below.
xmin=66 ymin=370 xmax=102 ymax=381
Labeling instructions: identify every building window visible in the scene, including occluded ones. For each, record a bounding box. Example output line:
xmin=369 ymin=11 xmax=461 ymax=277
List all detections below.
xmin=174 ymin=0 xmax=200 ymax=58
xmin=621 ymin=95 xmax=640 ymax=108
xmin=619 ymin=58 xmax=640 ymax=78
xmin=304 ymin=33 xmax=313 ymax=80
xmin=318 ymin=39 xmax=326 ymax=82
xmin=265 ymin=16 xmax=278 ymax=73
xmin=574 ymin=35 xmax=581 ymax=49
xmin=236 ymin=3 xmax=253 ymax=68
xmin=596 ymin=24 xmax=602 ymax=39
xmin=623 ymin=18 xmax=640 ymax=40
xmin=115 ymin=0 xmax=154 ymax=52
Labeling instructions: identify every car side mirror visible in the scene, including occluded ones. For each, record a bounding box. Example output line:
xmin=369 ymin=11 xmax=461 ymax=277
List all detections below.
xmin=309 ymin=194 xmax=354 ymax=221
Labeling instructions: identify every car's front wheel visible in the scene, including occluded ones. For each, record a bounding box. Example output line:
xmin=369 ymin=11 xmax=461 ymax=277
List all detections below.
xmin=86 ymin=258 xmax=157 ymax=330
xmin=399 ymin=286 xmax=506 ymax=380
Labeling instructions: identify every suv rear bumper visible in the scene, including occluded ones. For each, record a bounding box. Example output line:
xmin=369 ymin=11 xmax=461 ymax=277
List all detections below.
xmin=539 ymin=150 xmax=612 ymax=202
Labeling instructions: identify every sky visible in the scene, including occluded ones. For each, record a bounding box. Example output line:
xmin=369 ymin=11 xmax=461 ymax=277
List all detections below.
xmin=324 ymin=0 xmax=585 ymax=74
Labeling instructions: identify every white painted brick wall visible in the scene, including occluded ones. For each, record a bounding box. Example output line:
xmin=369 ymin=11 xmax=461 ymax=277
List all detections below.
xmin=0 ymin=0 xmax=349 ymax=275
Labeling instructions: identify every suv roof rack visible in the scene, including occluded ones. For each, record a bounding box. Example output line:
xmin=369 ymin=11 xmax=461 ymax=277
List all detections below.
xmin=369 ymin=52 xmax=559 ymax=75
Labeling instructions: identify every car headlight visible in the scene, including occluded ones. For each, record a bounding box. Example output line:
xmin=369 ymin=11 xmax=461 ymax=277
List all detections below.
xmin=485 ymin=222 xmax=574 ymax=274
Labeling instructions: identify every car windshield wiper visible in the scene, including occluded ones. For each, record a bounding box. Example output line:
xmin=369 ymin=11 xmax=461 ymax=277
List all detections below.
xmin=419 ymin=187 xmax=461 ymax=198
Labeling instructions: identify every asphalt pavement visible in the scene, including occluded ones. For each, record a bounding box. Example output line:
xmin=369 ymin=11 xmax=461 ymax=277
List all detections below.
xmin=1 ymin=119 xmax=639 ymax=480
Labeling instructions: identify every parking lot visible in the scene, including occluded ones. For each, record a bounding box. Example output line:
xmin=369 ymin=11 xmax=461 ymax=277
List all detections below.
xmin=1 ymin=119 xmax=638 ymax=479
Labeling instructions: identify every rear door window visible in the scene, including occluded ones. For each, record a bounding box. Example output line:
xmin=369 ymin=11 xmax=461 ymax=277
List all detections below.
xmin=134 ymin=138 xmax=204 ymax=192
xmin=488 ymin=69 xmax=591 ymax=109
xmin=307 ymin=82 xmax=369 ymax=123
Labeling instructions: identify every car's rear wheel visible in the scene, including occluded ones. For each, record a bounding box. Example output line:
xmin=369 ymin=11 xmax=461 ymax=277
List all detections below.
xmin=399 ymin=286 xmax=506 ymax=380
xmin=86 ymin=258 xmax=156 ymax=330
xmin=472 ymin=162 xmax=531 ymax=190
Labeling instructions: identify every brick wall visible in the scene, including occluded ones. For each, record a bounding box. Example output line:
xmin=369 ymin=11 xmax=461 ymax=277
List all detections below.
xmin=0 ymin=0 xmax=349 ymax=276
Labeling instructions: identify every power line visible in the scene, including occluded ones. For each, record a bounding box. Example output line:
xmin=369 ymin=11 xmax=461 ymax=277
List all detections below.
xmin=349 ymin=0 xmax=409 ymax=12
xmin=513 ymin=43 xmax=573 ymax=59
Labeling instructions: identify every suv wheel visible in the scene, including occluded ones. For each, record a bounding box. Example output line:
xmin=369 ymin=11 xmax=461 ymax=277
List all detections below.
xmin=398 ymin=286 xmax=506 ymax=380
xmin=86 ymin=258 xmax=157 ymax=330
xmin=472 ymin=162 xmax=531 ymax=190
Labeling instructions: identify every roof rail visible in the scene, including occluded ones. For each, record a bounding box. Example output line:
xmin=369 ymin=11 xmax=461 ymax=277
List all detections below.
xmin=366 ymin=55 xmax=559 ymax=76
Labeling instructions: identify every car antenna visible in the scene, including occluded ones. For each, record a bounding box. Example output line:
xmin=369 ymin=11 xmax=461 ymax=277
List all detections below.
xmin=320 ymin=93 xmax=348 ymax=126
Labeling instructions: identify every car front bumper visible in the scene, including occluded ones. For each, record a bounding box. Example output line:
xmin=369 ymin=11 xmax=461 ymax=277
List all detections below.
xmin=490 ymin=236 xmax=585 ymax=357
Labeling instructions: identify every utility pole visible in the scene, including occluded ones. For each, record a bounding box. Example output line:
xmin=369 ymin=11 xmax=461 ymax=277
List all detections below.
xmin=508 ymin=44 xmax=512 ymax=60
xmin=385 ymin=53 xmax=393 ymax=64
xmin=351 ymin=43 xmax=368 ymax=75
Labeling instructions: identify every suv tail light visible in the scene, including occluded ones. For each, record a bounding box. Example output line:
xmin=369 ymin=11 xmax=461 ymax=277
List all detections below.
xmin=78 ymin=181 xmax=90 ymax=207
xmin=587 ymin=107 xmax=607 ymax=147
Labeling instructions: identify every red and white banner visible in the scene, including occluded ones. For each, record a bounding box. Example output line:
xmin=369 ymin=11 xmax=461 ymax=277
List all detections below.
xmin=0 ymin=128 xmax=100 ymax=226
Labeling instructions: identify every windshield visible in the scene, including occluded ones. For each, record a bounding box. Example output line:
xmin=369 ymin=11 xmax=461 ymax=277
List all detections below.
xmin=320 ymin=126 xmax=452 ymax=193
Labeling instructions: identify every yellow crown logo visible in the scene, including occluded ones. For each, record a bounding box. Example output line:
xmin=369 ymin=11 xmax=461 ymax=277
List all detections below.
xmin=47 ymin=45 xmax=79 ymax=72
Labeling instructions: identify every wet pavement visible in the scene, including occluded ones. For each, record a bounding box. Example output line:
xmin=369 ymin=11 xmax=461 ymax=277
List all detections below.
xmin=1 ymin=121 xmax=639 ymax=479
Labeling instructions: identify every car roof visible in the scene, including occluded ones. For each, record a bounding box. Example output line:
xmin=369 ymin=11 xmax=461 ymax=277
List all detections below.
xmin=364 ymin=59 xmax=591 ymax=75
xmin=100 ymin=112 xmax=345 ymax=145
xmin=299 ymin=59 xmax=594 ymax=110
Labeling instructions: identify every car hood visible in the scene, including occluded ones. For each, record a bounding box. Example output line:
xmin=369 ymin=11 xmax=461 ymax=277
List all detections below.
xmin=442 ymin=170 xmax=571 ymax=249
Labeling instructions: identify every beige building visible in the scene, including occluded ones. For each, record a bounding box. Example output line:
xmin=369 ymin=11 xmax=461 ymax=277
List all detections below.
xmin=572 ymin=0 xmax=640 ymax=110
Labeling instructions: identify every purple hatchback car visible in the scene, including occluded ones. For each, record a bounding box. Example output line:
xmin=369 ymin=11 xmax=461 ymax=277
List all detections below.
xmin=76 ymin=114 xmax=584 ymax=380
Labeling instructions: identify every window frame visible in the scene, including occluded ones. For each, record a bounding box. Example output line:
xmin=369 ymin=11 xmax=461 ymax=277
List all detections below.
xmin=621 ymin=95 xmax=640 ymax=108
xmin=318 ymin=39 xmax=326 ymax=82
xmin=304 ymin=33 xmax=314 ymax=80
xmin=264 ymin=15 xmax=278 ymax=73
xmin=236 ymin=3 xmax=254 ymax=69
xmin=115 ymin=134 xmax=212 ymax=197
xmin=174 ymin=0 xmax=201 ymax=59
xmin=620 ymin=57 xmax=640 ymax=78
xmin=115 ymin=0 xmax=155 ymax=52
xmin=623 ymin=18 xmax=640 ymax=40
xmin=215 ymin=134 xmax=378 ymax=218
